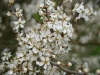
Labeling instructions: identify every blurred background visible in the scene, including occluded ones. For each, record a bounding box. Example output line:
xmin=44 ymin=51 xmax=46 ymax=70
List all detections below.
xmin=0 ymin=0 xmax=100 ymax=74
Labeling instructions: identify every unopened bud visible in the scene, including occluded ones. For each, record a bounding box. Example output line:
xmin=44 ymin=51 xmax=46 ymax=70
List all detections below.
xmin=9 ymin=0 xmax=14 ymax=4
xmin=7 ymin=11 xmax=11 ymax=16
xmin=66 ymin=62 xmax=72 ymax=67
xmin=57 ymin=61 xmax=61 ymax=65
xmin=78 ymin=70 xmax=82 ymax=73
xmin=83 ymin=68 xmax=89 ymax=73
xmin=96 ymin=69 xmax=100 ymax=74
xmin=68 ymin=62 xmax=72 ymax=66
xmin=52 ymin=55 xmax=56 ymax=58
xmin=23 ymin=68 xmax=27 ymax=73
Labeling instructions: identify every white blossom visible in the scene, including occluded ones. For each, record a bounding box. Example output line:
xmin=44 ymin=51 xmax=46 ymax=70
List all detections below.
xmin=13 ymin=18 xmax=25 ymax=31
xmin=15 ymin=8 xmax=23 ymax=17
xmin=1 ymin=52 xmax=11 ymax=61
xmin=57 ymin=61 xmax=61 ymax=65
xmin=9 ymin=0 xmax=14 ymax=4
xmin=7 ymin=11 xmax=11 ymax=16
xmin=73 ymin=3 xmax=95 ymax=21
xmin=8 ymin=70 xmax=13 ymax=75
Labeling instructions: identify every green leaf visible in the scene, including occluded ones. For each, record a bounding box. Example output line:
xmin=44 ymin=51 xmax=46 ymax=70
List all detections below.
xmin=33 ymin=13 xmax=43 ymax=23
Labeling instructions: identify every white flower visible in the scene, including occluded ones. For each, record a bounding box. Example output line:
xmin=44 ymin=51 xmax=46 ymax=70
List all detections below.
xmin=9 ymin=0 xmax=14 ymax=4
xmin=32 ymin=47 xmax=38 ymax=54
xmin=1 ymin=52 xmax=11 ymax=61
xmin=16 ymin=52 xmax=24 ymax=58
xmin=36 ymin=57 xmax=50 ymax=69
xmin=36 ymin=61 xmax=44 ymax=66
xmin=15 ymin=8 xmax=23 ymax=17
xmin=13 ymin=18 xmax=25 ymax=31
xmin=39 ymin=9 xmax=44 ymax=16
xmin=7 ymin=11 xmax=11 ymax=16
xmin=8 ymin=70 xmax=13 ymax=74
xmin=73 ymin=3 xmax=94 ymax=21
xmin=47 ymin=22 xmax=53 ymax=28
xmin=85 ymin=8 xmax=89 ymax=14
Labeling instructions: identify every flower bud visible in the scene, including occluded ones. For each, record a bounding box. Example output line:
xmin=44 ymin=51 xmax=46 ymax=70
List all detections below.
xmin=57 ymin=61 xmax=61 ymax=65
xmin=83 ymin=68 xmax=89 ymax=73
xmin=65 ymin=62 xmax=72 ymax=67
xmin=51 ymin=55 xmax=56 ymax=58
xmin=78 ymin=70 xmax=82 ymax=73
xmin=9 ymin=0 xmax=14 ymax=4
xmin=96 ymin=69 xmax=100 ymax=74
xmin=7 ymin=11 xmax=11 ymax=16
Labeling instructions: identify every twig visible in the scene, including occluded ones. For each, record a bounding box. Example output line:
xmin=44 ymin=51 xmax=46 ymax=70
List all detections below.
xmin=59 ymin=0 xmax=64 ymax=6
xmin=50 ymin=61 xmax=84 ymax=75
xmin=71 ymin=40 xmax=100 ymax=46
xmin=44 ymin=0 xmax=49 ymax=20
xmin=9 ymin=44 xmax=18 ymax=52
xmin=93 ymin=0 xmax=100 ymax=7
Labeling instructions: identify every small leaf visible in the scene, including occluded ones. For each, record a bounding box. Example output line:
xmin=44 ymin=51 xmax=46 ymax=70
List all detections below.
xmin=33 ymin=13 xmax=43 ymax=23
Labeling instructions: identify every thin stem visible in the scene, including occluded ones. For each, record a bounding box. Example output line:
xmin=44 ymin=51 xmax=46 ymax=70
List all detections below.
xmin=50 ymin=61 xmax=84 ymax=75
xmin=93 ymin=0 xmax=100 ymax=7
xmin=44 ymin=0 xmax=49 ymax=20
xmin=59 ymin=0 xmax=64 ymax=6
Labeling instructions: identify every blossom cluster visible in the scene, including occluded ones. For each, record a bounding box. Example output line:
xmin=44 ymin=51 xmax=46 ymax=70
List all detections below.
xmin=0 ymin=0 xmax=97 ymax=75
xmin=7 ymin=7 xmax=25 ymax=32
xmin=0 ymin=0 xmax=73 ymax=75
xmin=73 ymin=3 xmax=96 ymax=21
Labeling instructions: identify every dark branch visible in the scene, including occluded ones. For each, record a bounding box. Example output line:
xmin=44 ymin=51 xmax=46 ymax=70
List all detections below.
xmin=50 ymin=61 xmax=84 ymax=75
